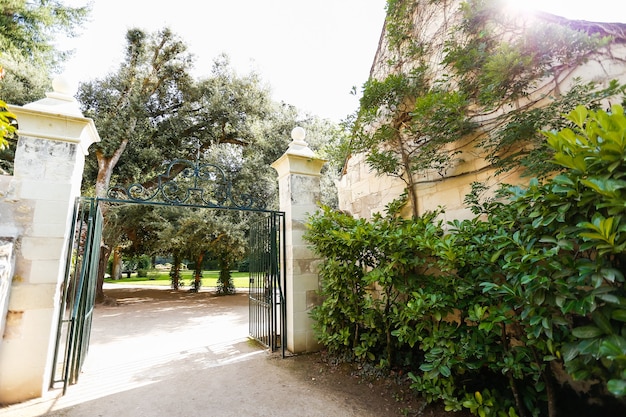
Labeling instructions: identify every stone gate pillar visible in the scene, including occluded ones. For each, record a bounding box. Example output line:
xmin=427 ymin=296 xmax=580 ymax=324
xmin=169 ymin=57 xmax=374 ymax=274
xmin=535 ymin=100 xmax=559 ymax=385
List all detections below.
xmin=0 ymin=77 xmax=100 ymax=404
xmin=271 ymin=127 xmax=326 ymax=353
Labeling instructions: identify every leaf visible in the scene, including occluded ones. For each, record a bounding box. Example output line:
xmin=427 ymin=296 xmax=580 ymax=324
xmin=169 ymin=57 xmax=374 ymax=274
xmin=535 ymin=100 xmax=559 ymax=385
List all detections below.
xmin=569 ymin=105 xmax=589 ymax=128
xmin=600 ymin=268 xmax=623 ymax=283
xmin=598 ymin=293 xmax=621 ymax=304
xmin=572 ymin=325 xmax=604 ymax=339
xmin=592 ymin=311 xmax=613 ymax=335
xmin=490 ymin=248 xmax=504 ymax=263
xmin=607 ymin=379 xmax=626 ymax=397
xmin=612 ymin=309 xmax=626 ymax=322
xmin=475 ymin=391 xmax=483 ymax=404
xmin=561 ymin=344 xmax=578 ymax=362
xmin=581 ymin=178 xmax=626 ymax=197
xmin=599 ymin=335 xmax=626 ymax=357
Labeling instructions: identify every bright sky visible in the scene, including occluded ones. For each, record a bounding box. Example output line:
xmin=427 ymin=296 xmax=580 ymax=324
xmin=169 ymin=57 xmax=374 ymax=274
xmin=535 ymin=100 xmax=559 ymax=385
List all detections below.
xmin=59 ymin=0 xmax=388 ymax=122
xmin=58 ymin=0 xmax=624 ymax=123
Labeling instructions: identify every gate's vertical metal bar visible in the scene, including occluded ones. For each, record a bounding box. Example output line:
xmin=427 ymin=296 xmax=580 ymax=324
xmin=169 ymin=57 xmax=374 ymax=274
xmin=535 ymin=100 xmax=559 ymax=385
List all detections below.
xmin=72 ymin=202 xmax=102 ymax=382
xmin=50 ymin=197 xmax=83 ymax=390
xmin=269 ymin=214 xmax=278 ymax=351
xmin=248 ymin=218 xmax=252 ymax=337
xmin=269 ymin=211 xmax=283 ymax=354
xmin=249 ymin=216 xmax=265 ymax=346
xmin=278 ymin=211 xmax=286 ymax=357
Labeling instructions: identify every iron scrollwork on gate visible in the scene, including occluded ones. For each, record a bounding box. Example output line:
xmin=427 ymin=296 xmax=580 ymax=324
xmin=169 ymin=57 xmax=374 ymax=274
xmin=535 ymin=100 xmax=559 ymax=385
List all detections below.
xmin=107 ymin=159 xmax=267 ymax=211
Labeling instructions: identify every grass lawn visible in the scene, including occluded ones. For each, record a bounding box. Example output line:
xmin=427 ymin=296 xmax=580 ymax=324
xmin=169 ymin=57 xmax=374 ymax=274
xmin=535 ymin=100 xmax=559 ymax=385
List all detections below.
xmin=104 ymin=270 xmax=250 ymax=288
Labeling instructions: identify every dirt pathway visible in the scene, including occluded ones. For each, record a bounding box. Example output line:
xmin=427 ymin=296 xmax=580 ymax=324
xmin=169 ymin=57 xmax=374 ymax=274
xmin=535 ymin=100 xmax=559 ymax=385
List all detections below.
xmin=0 ymin=287 xmax=425 ymax=417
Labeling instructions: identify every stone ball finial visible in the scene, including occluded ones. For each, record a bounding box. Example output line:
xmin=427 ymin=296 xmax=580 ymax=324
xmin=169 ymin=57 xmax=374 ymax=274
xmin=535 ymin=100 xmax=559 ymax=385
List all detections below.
xmin=291 ymin=126 xmax=306 ymax=142
xmin=23 ymin=73 xmax=83 ymax=116
xmin=52 ymin=74 xmax=78 ymax=97
xmin=286 ymin=126 xmax=315 ymax=157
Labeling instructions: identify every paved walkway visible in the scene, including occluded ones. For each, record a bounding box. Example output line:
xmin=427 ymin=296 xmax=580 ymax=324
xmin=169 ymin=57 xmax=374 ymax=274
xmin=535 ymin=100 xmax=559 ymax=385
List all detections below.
xmin=0 ymin=286 xmax=398 ymax=417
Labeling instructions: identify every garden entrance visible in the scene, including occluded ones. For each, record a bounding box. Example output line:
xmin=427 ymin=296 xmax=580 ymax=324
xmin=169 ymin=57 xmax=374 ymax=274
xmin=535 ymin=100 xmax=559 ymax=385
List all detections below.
xmin=49 ymin=159 xmax=286 ymax=394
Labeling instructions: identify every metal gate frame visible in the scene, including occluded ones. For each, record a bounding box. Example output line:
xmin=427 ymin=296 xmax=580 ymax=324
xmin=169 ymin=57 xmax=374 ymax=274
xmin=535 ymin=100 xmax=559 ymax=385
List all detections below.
xmin=51 ymin=159 xmax=287 ymax=392
xmin=248 ymin=211 xmax=286 ymax=356
xmin=51 ymin=197 xmax=102 ymax=394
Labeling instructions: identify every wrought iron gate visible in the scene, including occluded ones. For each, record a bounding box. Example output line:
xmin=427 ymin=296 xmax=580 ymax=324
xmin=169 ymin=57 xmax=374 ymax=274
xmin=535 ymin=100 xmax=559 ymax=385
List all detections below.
xmin=248 ymin=212 xmax=286 ymax=356
xmin=50 ymin=159 xmax=288 ymax=393
xmin=51 ymin=197 xmax=103 ymax=393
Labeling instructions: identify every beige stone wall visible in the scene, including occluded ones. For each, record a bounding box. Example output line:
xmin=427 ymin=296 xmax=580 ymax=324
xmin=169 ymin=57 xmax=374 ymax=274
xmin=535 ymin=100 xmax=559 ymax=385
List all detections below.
xmin=339 ymin=0 xmax=626 ymax=220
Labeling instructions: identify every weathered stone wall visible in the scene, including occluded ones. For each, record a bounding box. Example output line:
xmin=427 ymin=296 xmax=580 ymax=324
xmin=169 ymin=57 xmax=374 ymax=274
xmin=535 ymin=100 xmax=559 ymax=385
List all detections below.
xmin=338 ymin=0 xmax=626 ymax=220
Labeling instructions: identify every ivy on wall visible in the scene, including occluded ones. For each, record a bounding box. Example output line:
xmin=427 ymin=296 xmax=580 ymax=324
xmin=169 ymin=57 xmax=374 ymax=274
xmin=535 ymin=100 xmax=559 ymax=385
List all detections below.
xmin=350 ymin=0 xmax=626 ymax=218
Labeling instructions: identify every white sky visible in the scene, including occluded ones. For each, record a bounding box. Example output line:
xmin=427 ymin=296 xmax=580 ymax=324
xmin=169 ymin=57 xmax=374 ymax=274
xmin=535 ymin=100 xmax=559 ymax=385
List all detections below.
xmin=58 ymin=0 xmax=624 ymax=122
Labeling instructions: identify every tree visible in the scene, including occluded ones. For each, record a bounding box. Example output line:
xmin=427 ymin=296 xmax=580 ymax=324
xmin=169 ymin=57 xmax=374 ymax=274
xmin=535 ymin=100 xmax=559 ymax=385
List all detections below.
xmin=0 ymin=0 xmax=89 ymax=105
xmin=174 ymin=209 xmax=246 ymax=293
xmin=0 ymin=0 xmax=88 ymax=172
xmin=151 ymin=206 xmax=187 ymax=289
xmin=78 ymin=27 xmax=195 ymax=199
xmin=78 ymin=27 xmax=306 ymax=300
xmin=0 ymin=66 xmax=16 ymax=152
xmin=76 ymin=27 xmax=197 ymax=301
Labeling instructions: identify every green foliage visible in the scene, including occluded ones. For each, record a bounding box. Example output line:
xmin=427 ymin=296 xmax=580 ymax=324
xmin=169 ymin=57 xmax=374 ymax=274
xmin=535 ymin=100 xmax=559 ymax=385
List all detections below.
xmin=238 ymin=258 xmax=250 ymax=272
xmin=0 ymin=0 xmax=89 ymax=104
xmin=305 ymin=105 xmax=626 ymax=416
xmin=0 ymin=97 xmax=16 ymax=151
xmin=305 ymin=202 xmax=446 ymax=365
xmin=0 ymin=1 xmax=88 ymax=171
xmin=348 ymin=0 xmax=626 ymax=217
xmin=79 ymin=28 xmax=304 ymax=299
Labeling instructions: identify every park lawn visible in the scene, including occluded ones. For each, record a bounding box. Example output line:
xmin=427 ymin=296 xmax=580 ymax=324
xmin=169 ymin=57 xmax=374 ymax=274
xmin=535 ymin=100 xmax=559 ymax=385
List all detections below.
xmin=104 ymin=270 xmax=250 ymax=288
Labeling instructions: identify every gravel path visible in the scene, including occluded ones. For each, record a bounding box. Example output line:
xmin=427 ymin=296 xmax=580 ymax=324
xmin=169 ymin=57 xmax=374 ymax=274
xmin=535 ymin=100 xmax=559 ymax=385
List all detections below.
xmin=0 ymin=286 xmax=404 ymax=417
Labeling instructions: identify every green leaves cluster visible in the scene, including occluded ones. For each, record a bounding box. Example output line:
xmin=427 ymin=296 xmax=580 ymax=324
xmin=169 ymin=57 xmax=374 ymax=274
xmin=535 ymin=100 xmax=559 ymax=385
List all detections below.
xmin=305 ymin=204 xmax=445 ymax=365
xmin=305 ymin=105 xmax=626 ymax=416
xmin=0 ymin=0 xmax=89 ymax=105
xmin=0 ymin=97 xmax=15 ymax=150
xmin=350 ymin=0 xmax=625 ymax=218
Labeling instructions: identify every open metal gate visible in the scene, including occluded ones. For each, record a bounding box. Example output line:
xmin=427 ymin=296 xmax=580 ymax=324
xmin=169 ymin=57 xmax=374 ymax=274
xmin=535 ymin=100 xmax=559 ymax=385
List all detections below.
xmin=50 ymin=159 xmax=288 ymax=392
xmin=248 ymin=212 xmax=286 ymax=356
xmin=51 ymin=197 xmax=103 ymax=393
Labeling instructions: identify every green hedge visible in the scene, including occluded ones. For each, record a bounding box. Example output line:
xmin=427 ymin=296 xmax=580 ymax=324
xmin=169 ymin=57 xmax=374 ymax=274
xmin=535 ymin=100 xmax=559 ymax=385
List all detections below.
xmin=304 ymin=105 xmax=626 ymax=416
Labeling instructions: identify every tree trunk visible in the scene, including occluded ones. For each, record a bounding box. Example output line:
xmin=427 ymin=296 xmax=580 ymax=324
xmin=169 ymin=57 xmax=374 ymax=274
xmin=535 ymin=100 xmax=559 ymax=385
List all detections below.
xmin=171 ymin=253 xmax=182 ymax=290
xmin=217 ymin=258 xmax=234 ymax=294
xmin=398 ymin=138 xmax=419 ymax=218
xmin=544 ymin=366 xmax=557 ymax=417
xmin=193 ymin=252 xmax=203 ymax=291
xmin=112 ymin=247 xmax=122 ymax=280
xmin=95 ymin=244 xmax=111 ymax=303
xmin=93 ymin=142 xmax=130 ymax=301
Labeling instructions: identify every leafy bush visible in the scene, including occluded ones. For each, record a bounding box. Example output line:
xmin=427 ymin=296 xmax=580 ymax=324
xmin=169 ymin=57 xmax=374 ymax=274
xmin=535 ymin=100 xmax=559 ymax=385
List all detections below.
xmin=137 ymin=254 xmax=151 ymax=270
xmin=238 ymin=258 xmax=250 ymax=272
xmin=305 ymin=105 xmax=626 ymax=416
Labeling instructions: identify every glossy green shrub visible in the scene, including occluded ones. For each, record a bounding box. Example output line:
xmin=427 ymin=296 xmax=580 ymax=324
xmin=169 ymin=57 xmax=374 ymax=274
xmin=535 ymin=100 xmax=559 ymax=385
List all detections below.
xmin=304 ymin=205 xmax=445 ymax=365
xmin=305 ymin=105 xmax=626 ymax=416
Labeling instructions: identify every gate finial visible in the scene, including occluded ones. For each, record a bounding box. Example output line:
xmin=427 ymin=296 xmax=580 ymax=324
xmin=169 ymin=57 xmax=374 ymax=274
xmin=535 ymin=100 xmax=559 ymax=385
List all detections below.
xmin=286 ymin=126 xmax=315 ymax=158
